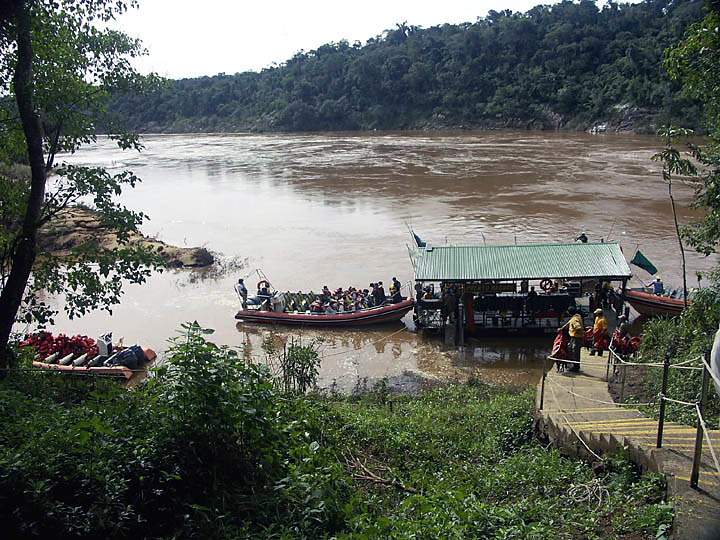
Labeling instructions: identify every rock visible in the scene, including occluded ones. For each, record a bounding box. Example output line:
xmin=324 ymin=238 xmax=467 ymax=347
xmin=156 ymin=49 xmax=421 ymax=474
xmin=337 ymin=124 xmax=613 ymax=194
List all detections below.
xmin=38 ymin=207 xmax=215 ymax=269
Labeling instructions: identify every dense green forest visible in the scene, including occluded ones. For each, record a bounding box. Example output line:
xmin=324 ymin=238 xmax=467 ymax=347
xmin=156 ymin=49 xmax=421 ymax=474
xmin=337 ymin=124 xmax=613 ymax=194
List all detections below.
xmin=111 ymin=0 xmax=706 ymax=133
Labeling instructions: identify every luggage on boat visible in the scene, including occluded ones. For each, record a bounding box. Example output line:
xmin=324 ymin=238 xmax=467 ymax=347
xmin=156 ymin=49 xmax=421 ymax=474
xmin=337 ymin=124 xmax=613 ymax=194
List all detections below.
xmin=104 ymin=346 xmax=144 ymax=369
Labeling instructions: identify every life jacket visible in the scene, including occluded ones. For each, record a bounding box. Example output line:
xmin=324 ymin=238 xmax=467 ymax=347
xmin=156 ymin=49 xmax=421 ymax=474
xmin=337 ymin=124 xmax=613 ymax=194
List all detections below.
xmin=611 ymin=329 xmax=641 ymax=355
xmin=552 ymin=328 xmax=571 ymax=360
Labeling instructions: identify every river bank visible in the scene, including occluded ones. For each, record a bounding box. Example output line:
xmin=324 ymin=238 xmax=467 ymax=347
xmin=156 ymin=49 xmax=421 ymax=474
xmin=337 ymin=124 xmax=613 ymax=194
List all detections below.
xmin=130 ymin=104 xmax=664 ymax=135
xmin=537 ymin=347 xmax=719 ymax=540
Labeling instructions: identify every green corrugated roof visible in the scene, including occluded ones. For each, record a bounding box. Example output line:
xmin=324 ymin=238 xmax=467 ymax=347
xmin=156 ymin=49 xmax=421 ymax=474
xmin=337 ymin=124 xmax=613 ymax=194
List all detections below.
xmin=411 ymin=242 xmax=631 ymax=281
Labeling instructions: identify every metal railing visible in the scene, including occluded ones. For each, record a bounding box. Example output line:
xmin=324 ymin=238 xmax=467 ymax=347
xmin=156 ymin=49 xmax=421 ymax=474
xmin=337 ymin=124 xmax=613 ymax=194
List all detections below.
xmin=539 ymin=348 xmax=719 ymax=490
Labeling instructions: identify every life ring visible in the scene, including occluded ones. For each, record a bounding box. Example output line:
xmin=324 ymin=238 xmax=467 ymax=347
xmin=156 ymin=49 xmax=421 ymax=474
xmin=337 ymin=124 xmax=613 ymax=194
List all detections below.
xmin=257 ymin=279 xmax=271 ymax=291
xmin=540 ymin=279 xmax=553 ymax=292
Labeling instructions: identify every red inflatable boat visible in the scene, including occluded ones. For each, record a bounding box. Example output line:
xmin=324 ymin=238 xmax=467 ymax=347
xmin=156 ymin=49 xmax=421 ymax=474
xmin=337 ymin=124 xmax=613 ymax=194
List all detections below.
xmin=235 ymin=298 xmax=414 ymax=327
xmin=625 ymin=289 xmax=688 ymax=317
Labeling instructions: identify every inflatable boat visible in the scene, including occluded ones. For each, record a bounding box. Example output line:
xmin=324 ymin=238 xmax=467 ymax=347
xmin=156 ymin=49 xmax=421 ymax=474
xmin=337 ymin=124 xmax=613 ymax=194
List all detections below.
xmin=235 ymin=298 xmax=414 ymax=327
xmin=625 ymin=288 xmax=688 ymax=317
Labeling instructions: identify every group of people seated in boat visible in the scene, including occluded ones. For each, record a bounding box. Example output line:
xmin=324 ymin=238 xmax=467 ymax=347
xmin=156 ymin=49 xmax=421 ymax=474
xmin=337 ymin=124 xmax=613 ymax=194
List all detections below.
xmin=237 ymin=277 xmax=404 ymax=313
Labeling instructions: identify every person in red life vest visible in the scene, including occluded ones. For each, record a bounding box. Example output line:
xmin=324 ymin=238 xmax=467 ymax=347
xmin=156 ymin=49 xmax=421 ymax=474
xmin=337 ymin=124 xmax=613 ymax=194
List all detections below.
xmin=310 ymin=299 xmax=324 ymax=313
xmin=590 ymin=308 xmax=609 ymax=356
xmin=611 ymin=315 xmax=633 ymax=355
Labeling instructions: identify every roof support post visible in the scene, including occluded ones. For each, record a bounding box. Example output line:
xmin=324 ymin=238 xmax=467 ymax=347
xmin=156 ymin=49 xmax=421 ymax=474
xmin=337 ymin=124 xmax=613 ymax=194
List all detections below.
xmin=458 ymin=299 xmax=464 ymax=348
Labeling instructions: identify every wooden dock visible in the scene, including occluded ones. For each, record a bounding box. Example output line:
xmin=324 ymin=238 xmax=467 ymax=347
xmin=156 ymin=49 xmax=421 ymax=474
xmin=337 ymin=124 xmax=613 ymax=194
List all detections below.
xmin=535 ymin=349 xmax=720 ymax=540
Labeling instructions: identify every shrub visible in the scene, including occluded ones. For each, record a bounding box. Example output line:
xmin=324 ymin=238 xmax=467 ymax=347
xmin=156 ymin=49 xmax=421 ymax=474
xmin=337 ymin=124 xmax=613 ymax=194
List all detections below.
xmin=639 ymin=286 xmax=720 ymax=425
xmin=0 ymin=325 xmax=673 ymax=538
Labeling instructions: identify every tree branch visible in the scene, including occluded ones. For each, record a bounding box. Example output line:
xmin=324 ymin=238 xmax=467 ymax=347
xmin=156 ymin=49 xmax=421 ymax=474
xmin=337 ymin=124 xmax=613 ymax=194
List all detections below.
xmin=45 ymin=115 xmax=64 ymax=171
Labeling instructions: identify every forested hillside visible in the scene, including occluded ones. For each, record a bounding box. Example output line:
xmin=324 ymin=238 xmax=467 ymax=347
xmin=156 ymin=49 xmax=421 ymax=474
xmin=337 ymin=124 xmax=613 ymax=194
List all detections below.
xmin=111 ymin=0 xmax=706 ymax=133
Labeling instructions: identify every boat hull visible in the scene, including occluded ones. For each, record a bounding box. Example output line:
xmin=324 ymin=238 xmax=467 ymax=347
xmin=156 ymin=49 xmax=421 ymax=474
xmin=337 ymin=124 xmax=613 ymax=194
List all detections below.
xmin=235 ymin=299 xmax=414 ymax=327
xmin=625 ymin=289 xmax=686 ymax=317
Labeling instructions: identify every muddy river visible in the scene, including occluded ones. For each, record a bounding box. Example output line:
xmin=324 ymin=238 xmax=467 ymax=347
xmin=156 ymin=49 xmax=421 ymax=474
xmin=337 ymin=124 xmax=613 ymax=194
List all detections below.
xmin=51 ymin=131 xmax=717 ymax=391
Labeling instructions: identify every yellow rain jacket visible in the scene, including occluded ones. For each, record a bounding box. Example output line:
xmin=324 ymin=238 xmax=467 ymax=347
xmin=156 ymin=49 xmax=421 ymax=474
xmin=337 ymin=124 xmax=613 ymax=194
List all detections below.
xmin=593 ymin=315 xmax=609 ymax=335
xmin=568 ymin=314 xmax=584 ymax=338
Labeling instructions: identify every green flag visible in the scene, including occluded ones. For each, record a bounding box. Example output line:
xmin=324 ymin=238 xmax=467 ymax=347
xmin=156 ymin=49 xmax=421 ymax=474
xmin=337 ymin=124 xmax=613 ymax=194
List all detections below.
xmin=630 ymin=250 xmax=658 ymax=275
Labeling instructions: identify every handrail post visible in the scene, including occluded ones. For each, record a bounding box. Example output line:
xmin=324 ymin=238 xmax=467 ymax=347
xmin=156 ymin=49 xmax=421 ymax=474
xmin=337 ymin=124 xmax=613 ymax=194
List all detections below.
xmin=540 ymin=355 xmax=547 ymax=411
xmin=619 ymin=363 xmax=627 ymax=403
xmin=690 ymin=352 xmax=711 ymax=489
xmin=606 ymin=348 xmax=612 ymax=382
xmin=656 ymin=353 xmax=671 ymax=449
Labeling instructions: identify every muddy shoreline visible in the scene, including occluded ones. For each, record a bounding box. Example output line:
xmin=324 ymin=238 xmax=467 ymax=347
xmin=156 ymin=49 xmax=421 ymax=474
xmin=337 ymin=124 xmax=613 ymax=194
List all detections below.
xmin=130 ymin=108 xmax=663 ymax=136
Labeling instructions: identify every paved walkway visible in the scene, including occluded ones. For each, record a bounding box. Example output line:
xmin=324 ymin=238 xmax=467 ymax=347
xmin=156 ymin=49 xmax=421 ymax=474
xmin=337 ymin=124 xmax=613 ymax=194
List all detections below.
xmin=536 ymin=349 xmax=720 ymax=540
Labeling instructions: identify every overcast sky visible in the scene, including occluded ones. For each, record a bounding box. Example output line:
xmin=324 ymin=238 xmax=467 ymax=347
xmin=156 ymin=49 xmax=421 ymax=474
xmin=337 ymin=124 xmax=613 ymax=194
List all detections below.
xmin=112 ymin=0 xmax=634 ymax=79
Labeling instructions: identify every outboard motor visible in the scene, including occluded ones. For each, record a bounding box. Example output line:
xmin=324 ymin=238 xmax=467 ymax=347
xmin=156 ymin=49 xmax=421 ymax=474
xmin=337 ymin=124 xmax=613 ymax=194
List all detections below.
xmin=97 ymin=332 xmax=112 ymax=356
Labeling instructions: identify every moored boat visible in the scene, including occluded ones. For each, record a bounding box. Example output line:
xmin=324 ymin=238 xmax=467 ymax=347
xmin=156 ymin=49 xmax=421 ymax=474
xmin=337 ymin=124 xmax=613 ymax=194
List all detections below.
xmin=20 ymin=331 xmax=157 ymax=380
xmin=625 ymin=288 xmax=688 ymax=317
xmin=235 ymin=298 xmax=414 ymax=327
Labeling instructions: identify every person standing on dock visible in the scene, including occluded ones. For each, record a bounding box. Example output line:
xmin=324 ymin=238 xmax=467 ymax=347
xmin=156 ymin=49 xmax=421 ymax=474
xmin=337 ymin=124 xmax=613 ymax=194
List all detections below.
xmin=526 ymin=286 xmax=538 ymax=319
xmin=590 ymin=309 xmax=609 ymax=357
xmin=567 ymin=306 xmax=584 ymax=371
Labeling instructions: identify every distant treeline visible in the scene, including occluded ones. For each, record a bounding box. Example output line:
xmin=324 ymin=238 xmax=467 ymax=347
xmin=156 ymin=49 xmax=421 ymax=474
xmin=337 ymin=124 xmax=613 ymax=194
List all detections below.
xmin=110 ymin=0 xmax=706 ymax=133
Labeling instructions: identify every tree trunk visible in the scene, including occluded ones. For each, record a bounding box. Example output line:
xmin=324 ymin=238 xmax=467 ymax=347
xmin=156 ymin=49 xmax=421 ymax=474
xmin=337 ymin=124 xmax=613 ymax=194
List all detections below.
xmin=668 ymin=177 xmax=688 ymax=308
xmin=0 ymin=2 xmax=47 ymax=371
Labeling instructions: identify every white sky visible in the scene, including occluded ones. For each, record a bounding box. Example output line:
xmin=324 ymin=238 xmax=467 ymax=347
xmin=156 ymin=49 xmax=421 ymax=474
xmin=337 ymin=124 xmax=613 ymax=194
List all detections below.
xmin=113 ymin=0 xmax=629 ymax=79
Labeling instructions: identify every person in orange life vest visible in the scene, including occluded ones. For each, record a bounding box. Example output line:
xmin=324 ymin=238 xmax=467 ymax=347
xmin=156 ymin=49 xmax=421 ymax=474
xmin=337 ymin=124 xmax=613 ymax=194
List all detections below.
xmin=590 ymin=308 xmax=609 ymax=356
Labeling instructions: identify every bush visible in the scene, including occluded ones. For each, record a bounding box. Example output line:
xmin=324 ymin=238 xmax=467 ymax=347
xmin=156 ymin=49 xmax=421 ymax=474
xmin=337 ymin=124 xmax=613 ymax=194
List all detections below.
xmin=639 ymin=286 xmax=720 ymax=425
xmin=0 ymin=325 xmax=673 ymax=538
xmin=325 ymin=385 xmax=671 ymax=539
xmin=0 ymin=323 xmax=347 ymax=538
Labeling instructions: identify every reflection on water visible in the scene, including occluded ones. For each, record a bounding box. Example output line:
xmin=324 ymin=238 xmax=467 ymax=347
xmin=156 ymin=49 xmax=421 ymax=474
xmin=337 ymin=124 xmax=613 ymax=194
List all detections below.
xmin=50 ymin=132 xmax=718 ymax=391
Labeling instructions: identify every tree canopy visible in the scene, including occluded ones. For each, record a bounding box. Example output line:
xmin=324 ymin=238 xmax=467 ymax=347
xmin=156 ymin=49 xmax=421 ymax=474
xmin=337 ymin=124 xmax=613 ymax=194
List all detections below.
xmin=664 ymin=2 xmax=720 ymax=255
xmin=111 ymin=0 xmax=705 ymax=133
xmin=0 ymin=1 xmax=162 ymax=367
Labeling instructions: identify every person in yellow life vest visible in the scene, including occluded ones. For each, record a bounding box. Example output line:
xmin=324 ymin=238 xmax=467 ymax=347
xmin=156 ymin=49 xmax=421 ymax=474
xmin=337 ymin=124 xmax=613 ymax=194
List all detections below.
xmin=590 ymin=308 xmax=609 ymax=357
xmin=566 ymin=306 xmax=584 ymax=372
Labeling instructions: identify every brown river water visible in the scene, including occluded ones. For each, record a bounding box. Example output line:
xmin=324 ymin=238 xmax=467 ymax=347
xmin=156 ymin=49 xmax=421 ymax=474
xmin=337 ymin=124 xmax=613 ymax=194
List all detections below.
xmin=50 ymin=131 xmax=718 ymax=391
